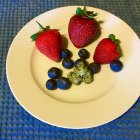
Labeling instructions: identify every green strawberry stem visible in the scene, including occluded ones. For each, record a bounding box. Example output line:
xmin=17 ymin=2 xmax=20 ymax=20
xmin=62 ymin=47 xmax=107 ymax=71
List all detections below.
xmin=109 ymin=34 xmax=123 ymax=57
xmin=36 ymin=21 xmax=45 ymax=31
xmin=31 ymin=21 xmax=50 ymax=41
xmin=76 ymin=6 xmax=97 ymax=19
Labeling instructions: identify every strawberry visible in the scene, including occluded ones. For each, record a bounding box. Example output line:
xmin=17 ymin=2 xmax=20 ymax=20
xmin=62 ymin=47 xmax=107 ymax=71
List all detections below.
xmin=68 ymin=7 xmax=99 ymax=48
xmin=93 ymin=34 xmax=123 ymax=64
xmin=31 ymin=21 xmax=62 ymax=61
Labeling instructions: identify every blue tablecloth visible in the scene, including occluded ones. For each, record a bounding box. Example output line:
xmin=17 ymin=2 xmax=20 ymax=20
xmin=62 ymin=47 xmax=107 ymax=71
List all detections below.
xmin=0 ymin=0 xmax=140 ymax=139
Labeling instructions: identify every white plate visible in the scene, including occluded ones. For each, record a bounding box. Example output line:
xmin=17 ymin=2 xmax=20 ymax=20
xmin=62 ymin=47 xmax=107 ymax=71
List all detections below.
xmin=6 ymin=6 xmax=140 ymax=128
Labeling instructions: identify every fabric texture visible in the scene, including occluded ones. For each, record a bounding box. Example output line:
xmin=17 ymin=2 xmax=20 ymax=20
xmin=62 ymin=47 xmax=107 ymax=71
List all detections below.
xmin=0 ymin=0 xmax=140 ymax=139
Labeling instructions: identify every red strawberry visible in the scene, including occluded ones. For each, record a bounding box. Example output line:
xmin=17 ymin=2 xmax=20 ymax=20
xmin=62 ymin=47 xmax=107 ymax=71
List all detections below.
xmin=93 ymin=34 xmax=122 ymax=64
xmin=68 ymin=7 xmax=99 ymax=48
xmin=31 ymin=21 xmax=62 ymax=61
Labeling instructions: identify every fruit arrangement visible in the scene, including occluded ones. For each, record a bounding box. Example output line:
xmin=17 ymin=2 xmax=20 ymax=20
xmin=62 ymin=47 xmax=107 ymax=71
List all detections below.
xmin=31 ymin=7 xmax=123 ymax=91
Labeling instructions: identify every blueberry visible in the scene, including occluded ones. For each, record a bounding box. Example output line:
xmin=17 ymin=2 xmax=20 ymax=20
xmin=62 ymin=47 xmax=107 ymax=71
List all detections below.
xmin=89 ymin=62 xmax=101 ymax=74
xmin=74 ymin=59 xmax=88 ymax=66
xmin=57 ymin=77 xmax=71 ymax=90
xmin=61 ymin=49 xmax=71 ymax=59
xmin=62 ymin=58 xmax=74 ymax=69
xmin=46 ymin=79 xmax=57 ymax=90
xmin=48 ymin=67 xmax=61 ymax=79
xmin=110 ymin=60 xmax=123 ymax=72
xmin=78 ymin=49 xmax=89 ymax=59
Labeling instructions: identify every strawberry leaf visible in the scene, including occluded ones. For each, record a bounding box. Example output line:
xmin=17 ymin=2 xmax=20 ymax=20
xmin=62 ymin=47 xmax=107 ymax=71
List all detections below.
xmin=76 ymin=7 xmax=83 ymax=15
xmin=109 ymin=34 xmax=115 ymax=41
xmin=31 ymin=32 xmax=41 ymax=41
xmin=109 ymin=34 xmax=123 ymax=57
xmin=83 ymin=6 xmax=87 ymax=13
xmin=87 ymin=11 xmax=93 ymax=15
xmin=76 ymin=7 xmax=97 ymax=19
xmin=31 ymin=21 xmax=50 ymax=41
xmin=31 ymin=34 xmax=37 ymax=41
xmin=45 ymin=26 xmax=50 ymax=30
xmin=117 ymin=45 xmax=123 ymax=57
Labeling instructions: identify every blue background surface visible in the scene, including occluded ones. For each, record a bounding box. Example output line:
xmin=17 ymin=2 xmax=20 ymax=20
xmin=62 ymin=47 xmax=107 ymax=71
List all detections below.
xmin=0 ymin=0 xmax=140 ymax=139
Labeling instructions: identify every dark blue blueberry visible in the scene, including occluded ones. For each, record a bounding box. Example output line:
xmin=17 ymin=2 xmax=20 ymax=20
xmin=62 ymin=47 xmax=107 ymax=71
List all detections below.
xmin=78 ymin=49 xmax=89 ymax=59
xmin=48 ymin=67 xmax=61 ymax=79
xmin=57 ymin=77 xmax=71 ymax=90
xmin=62 ymin=58 xmax=74 ymax=69
xmin=110 ymin=60 xmax=123 ymax=72
xmin=74 ymin=59 xmax=88 ymax=66
xmin=89 ymin=62 xmax=101 ymax=74
xmin=61 ymin=49 xmax=71 ymax=59
xmin=46 ymin=79 xmax=57 ymax=90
